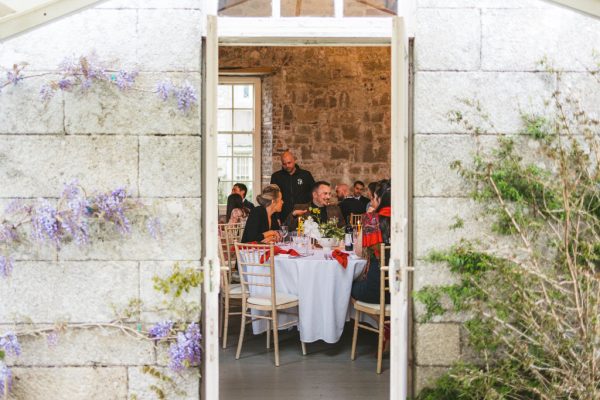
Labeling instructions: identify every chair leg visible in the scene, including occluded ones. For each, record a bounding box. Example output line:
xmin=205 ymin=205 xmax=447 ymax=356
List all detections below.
xmin=235 ymin=309 xmax=247 ymax=360
xmin=218 ymin=295 xmax=223 ymax=338
xmin=222 ymin=294 xmax=230 ymax=349
xmin=266 ymin=319 xmax=271 ymax=349
xmin=272 ymin=312 xmax=280 ymax=367
xmin=351 ymin=310 xmax=360 ymax=361
xmin=377 ymin=321 xmax=384 ymax=374
xmin=301 ymin=341 xmax=306 ymax=356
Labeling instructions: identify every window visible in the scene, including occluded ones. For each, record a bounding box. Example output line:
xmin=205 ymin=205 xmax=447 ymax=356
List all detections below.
xmin=217 ymin=77 xmax=262 ymax=208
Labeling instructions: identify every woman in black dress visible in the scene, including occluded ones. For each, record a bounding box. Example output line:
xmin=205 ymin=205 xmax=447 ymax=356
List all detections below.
xmin=241 ymin=184 xmax=283 ymax=244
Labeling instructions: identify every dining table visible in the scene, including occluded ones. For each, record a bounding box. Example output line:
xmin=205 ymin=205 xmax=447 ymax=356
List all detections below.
xmin=247 ymin=247 xmax=367 ymax=344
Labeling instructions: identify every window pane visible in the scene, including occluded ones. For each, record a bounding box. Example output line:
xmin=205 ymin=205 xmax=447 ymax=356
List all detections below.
xmin=233 ymin=109 xmax=253 ymax=132
xmin=245 ymin=184 xmax=254 ymax=205
xmin=218 ymin=0 xmax=271 ymax=17
xmin=281 ymin=0 xmax=333 ymax=16
xmin=233 ymin=85 xmax=254 ymax=108
xmin=218 ymin=181 xmax=233 ymax=205
xmin=233 ymin=157 xmax=253 ymax=181
xmin=218 ymin=157 xmax=232 ymax=180
xmin=233 ymin=134 xmax=253 ymax=157
xmin=344 ymin=0 xmax=397 ymax=16
xmin=218 ymin=109 xmax=233 ymax=131
xmin=218 ymin=85 xmax=232 ymax=108
xmin=218 ymin=134 xmax=232 ymax=157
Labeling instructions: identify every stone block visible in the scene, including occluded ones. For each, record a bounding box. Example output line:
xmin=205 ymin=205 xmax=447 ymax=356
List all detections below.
xmin=64 ymin=73 xmax=200 ymax=135
xmin=560 ymin=73 xmax=600 ymax=122
xmin=414 ymin=71 xmax=555 ymax=134
xmin=8 ymin=328 xmax=154 ymax=366
xmin=0 ymin=261 xmax=138 ymax=323
xmin=415 ymin=323 xmax=461 ymax=365
xmin=414 ymin=134 xmax=475 ymax=197
xmin=414 ymin=197 xmax=485 ymax=258
xmin=137 ymin=9 xmax=203 ymax=71
xmin=0 ymin=76 xmax=63 ymax=134
xmin=140 ymin=261 xmax=201 ymax=323
xmin=58 ymin=198 xmax=201 ymax=261
xmin=416 ymin=8 xmax=480 ymax=71
xmin=0 ymin=9 xmax=138 ymax=71
xmin=482 ymin=8 xmax=600 ymax=72
xmin=139 ymin=136 xmax=201 ymax=197
xmin=0 ymin=136 xmax=137 ymax=198
xmin=415 ymin=366 xmax=449 ymax=394
xmin=128 ymin=366 xmax=200 ymax=400
xmin=9 ymin=367 xmax=127 ymax=400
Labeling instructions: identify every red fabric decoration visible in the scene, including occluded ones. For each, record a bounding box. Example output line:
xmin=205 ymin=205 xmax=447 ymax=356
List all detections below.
xmin=378 ymin=206 xmax=391 ymax=217
xmin=260 ymin=246 xmax=300 ymax=263
xmin=331 ymin=249 xmax=349 ymax=269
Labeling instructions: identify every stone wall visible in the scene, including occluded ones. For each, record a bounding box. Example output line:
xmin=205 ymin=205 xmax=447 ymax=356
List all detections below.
xmin=0 ymin=0 xmax=202 ymax=398
xmin=219 ymin=46 xmax=392 ymax=188
xmin=413 ymin=0 xmax=600 ymax=393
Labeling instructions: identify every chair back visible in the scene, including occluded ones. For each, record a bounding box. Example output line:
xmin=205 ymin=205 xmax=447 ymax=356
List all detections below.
xmin=350 ymin=213 xmax=364 ymax=228
xmin=378 ymin=243 xmax=391 ymax=318
xmin=234 ymin=242 xmax=276 ymax=306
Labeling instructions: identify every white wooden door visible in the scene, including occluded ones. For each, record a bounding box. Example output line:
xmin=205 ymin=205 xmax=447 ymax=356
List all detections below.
xmin=202 ymin=14 xmax=220 ymax=400
xmin=390 ymin=16 xmax=411 ymax=400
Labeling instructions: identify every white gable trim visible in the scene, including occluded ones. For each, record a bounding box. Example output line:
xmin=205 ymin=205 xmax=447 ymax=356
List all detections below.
xmin=547 ymin=0 xmax=600 ymax=18
xmin=0 ymin=0 xmax=102 ymax=41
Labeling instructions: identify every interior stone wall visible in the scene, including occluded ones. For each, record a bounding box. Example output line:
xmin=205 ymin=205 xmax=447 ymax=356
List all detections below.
xmin=0 ymin=0 xmax=202 ymax=398
xmin=413 ymin=0 xmax=600 ymax=393
xmin=220 ymin=46 xmax=392 ymax=188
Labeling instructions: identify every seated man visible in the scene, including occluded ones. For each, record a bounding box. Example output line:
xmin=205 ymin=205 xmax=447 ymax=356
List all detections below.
xmin=231 ymin=183 xmax=254 ymax=211
xmin=286 ymin=181 xmax=345 ymax=230
xmin=339 ymin=194 xmax=365 ymax=224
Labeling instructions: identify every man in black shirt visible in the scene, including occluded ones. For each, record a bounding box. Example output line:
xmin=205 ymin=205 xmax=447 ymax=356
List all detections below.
xmin=286 ymin=181 xmax=345 ymax=231
xmin=232 ymin=183 xmax=255 ymax=210
xmin=352 ymin=180 xmax=370 ymax=210
xmin=270 ymin=151 xmax=315 ymax=221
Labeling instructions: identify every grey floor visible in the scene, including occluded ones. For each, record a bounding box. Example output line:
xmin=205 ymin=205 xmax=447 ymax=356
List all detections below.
xmin=220 ymin=319 xmax=390 ymax=399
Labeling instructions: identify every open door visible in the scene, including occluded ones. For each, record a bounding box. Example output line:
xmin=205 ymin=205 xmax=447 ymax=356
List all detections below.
xmin=202 ymin=14 xmax=220 ymax=400
xmin=390 ymin=16 xmax=411 ymax=400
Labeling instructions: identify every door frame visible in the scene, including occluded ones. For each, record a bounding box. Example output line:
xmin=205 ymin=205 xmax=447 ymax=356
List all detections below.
xmin=201 ymin=12 xmax=413 ymax=400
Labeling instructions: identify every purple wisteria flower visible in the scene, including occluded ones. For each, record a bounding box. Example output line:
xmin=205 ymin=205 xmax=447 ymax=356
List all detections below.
xmin=39 ymin=84 xmax=56 ymax=101
xmin=58 ymin=56 xmax=80 ymax=75
xmin=0 ymin=363 xmax=11 ymax=394
xmin=0 ymin=255 xmax=14 ymax=278
xmin=146 ymin=217 xmax=162 ymax=240
xmin=31 ymin=199 xmax=61 ymax=245
xmin=110 ymin=70 xmax=138 ymax=91
xmin=91 ymin=187 xmax=132 ymax=235
xmin=168 ymin=323 xmax=202 ymax=371
xmin=46 ymin=331 xmax=60 ymax=347
xmin=149 ymin=320 xmax=174 ymax=339
xmin=0 ymin=223 xmax=17 ymax=244
xmin=59 ymin=181 xmax=90 ymax=245
xmin=0 ymin=332 xmax=21 ymax=357
xmin=174 ymin=81 xmax=198 ymax=112
xmin=155 ymin=80 xmax=172 ymax=101
xmin=58 ymin=78 xmax=73 ymax=90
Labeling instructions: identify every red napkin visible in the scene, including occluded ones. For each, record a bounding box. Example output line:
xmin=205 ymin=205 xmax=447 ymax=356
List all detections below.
xmin=331 ymin=249 xmax=349 ymax=269
xmin=260 ymin=246 xmax=300 ymax=263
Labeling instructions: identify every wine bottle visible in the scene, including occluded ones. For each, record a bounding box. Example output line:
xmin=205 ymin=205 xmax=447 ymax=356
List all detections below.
xmin=344 ymin=225 xmax=354 ymax=251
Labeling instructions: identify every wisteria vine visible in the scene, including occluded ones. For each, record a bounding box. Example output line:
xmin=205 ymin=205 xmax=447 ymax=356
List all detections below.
xmin=0 ymin=180 xmax=161 ymax=279
xmin=1 ymin=52 xmax=199 ymax=113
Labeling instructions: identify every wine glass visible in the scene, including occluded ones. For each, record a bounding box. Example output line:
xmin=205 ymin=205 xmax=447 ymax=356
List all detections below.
xmin=280 ymin=225 xmax=288 ymax=245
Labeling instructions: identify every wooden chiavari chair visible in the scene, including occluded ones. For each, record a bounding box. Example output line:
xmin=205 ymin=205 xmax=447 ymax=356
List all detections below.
xmin=234 ymin=242 xmax=306 ymax=366
xmin=350 ymin=243 xmax=391 ymax=374
xmin=218 ymin=223 xmax=244 ymax=348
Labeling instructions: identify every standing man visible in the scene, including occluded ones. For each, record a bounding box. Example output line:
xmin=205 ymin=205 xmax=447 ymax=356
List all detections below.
xmin=231 ymin=183 xmax=255 ymax=211
xmin=352 ymin=180 xmax=370 ymax=211
xmin=270 ymin=150 xmax=315 ymax=221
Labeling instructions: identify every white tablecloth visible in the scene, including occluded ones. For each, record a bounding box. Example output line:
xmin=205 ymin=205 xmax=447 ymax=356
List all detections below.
xmin=247 ymin=248 xmax=366 ymax=344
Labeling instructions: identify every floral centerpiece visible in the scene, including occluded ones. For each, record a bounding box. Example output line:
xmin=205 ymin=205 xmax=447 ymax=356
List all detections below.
xmin=301 ymin=216 xmax=344 ymax=250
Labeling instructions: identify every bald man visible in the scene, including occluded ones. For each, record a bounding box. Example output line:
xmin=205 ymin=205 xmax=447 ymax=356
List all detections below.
xmin=270 ymin=151 xmax=315 ymax=221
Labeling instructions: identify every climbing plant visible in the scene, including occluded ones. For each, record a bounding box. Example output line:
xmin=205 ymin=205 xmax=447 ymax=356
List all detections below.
xmin=416 ymin=59 xmax=600 ymax=399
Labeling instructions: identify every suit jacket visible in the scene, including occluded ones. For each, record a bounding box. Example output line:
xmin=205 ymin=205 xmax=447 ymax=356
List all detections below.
xmin=285 ymin=202 xmax=345 ymax=231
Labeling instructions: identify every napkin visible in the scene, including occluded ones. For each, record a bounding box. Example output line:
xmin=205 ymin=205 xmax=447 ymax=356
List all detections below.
xmin=260 ymin=246 xmax=300 ymax=263
xmin=331 ymin=249 xmax=349 ymax=269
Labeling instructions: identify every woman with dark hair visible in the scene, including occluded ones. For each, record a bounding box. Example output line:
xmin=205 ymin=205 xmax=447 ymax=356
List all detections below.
xmin=226 ymin=193 xmax=249 ymax=224
xmin=351 ymin=179 xmax=392 ymax=304
xmin=365 ymin=181 xmax=378 ymax=213
xmin=241 ymin=184 xmax=283 ymax=244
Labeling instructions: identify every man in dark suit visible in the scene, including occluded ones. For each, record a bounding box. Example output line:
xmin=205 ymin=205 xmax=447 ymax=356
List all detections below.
xmin=286 ymin=181 xmax=345 ymax=231
xmin=232 ymin=183 xmax=254 ymax=211
xmin=352 ymin=180 xmax=370 ymax=210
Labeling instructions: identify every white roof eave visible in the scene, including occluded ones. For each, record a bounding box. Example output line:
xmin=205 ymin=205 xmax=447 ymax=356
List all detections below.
xmin=546 ymin=0 xmax=600 ymax=18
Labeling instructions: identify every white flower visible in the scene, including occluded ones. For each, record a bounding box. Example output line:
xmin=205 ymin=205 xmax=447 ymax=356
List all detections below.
xmin=303 ymin=217 xmax=322 ymax=240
